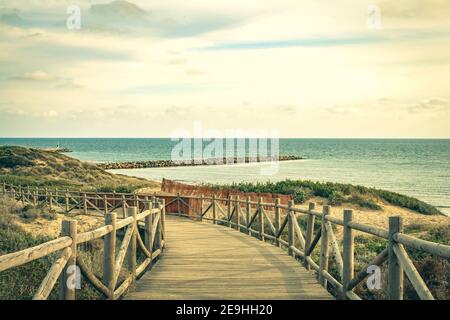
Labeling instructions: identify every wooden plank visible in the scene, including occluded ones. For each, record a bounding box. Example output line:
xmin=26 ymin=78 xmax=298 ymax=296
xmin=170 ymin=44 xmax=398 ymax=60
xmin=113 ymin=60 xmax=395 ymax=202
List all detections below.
xmin=393 ymin=244 xmax=434 ymax=300
xmin=33 ymin=247 xmax=71 ymax=300
xmin=342 ymin=209 xmax=354 ymax=299
xmin=125 ymin=215 xmax=333 ymax=300
xmin=60 ymin=219 xmax=77 ymax=300
xmin=388 ymin=216 xmax=404 ymax=300
xmin=0 ymin=237 xmax=72 ymax=272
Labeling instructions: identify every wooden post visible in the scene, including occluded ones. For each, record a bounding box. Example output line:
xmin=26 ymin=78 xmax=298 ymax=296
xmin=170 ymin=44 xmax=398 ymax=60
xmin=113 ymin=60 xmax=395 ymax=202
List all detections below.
xmin=122 ymin=194 xmax=126 ymax=219
xmin=199 ymin=194 xmax=204 ymax=222
xmin=65 ymin=190 xmax=69 ymax=213
xmin=103 ymin=212 xmax=116 ymax=298
xmin=235 ymin=196 xmax=240 ymax=231
xmin=18 ymin=186 xmax=23 ymax=204
xmin=18 ymin=186 xmax=22 ymax=203
xmin=288 ymin=200 xmax=294 ymax=256
xmin=212 ymin=194 xmax=217 ymax=224
xmin=103 ymin=194 xmax=108 ymax=215
xmin=258 ymin=197 xmax=264 ymax=241
xmin=127 ymin=206 xmax=137 ymax=281
xmin=388 ymin=216 xmax=404 ymax=300
xmin=319 ymin=205 xmax=330 ymax=287
xmin=33 ymin=188 xmax=38 ymax=206
xmin=60 ymin=219 xmax=77 ymax=300
xmin=11 ymin=186 xmax=15 ymax=200
xmin=55 ymin=188 xmax=59 ymax=207
xmin=145 ymin=200 xmax=153 ymax=254
xmin=160 ymin=199 xmax=166 ymax=245
xmin=342 ymin=209 xmax=354 ymax=299
xmin=83 ymin=193 xmax=88 ymax=215
xmin=274 ymin=198 xmax=281 ymax=247
xmin=2 ymin=182 xmax=5 ymax=194
xmin=227 ymin=194 xmax=232 ymax=227
xmin=145 ymin=199 xmax=154 ymax=267
xmin=304 ymin=202 xmax=316 ymax=270
xmin=49 ymin=192 xmax=53 ymax=211
xmin=246 ymin=196 xmax=251 ymax=235
xmin=154 ymin=202 xmax=162 ymax=250
xmin=144 ymin=195 xmax=149 ymax=210
xmin=134 ymin=194 xmax=139 ymax=213
xmin=177 ymin=193 xmax=181 ymax=216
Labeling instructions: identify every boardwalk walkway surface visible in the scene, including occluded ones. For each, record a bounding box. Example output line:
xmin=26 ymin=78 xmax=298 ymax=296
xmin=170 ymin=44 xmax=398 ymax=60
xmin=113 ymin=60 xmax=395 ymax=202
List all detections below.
xmin=125 ymin=215 xmax=333 ymax=300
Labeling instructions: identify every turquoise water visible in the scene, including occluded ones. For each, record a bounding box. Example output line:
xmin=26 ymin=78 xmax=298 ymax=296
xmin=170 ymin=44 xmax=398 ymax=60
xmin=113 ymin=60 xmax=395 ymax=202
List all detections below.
xmin=1 ymin=138 xmax=449 ymax=214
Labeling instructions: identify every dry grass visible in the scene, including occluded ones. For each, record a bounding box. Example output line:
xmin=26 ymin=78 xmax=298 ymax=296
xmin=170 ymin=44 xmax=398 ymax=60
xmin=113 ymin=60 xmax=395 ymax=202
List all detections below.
xmin=0 ymin=146 xmax=159 ymax=191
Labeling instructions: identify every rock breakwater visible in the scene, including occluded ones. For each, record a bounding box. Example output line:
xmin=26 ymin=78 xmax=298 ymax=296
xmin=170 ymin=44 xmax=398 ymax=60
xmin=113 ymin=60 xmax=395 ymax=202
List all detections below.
xmin=100 ymin=155 xmax=303 ymax=170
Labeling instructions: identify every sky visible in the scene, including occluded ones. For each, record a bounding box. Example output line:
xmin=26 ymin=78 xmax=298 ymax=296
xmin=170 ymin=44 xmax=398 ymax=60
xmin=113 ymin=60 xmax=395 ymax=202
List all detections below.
xmin=0 ymin=0 xmax=449 ymax=138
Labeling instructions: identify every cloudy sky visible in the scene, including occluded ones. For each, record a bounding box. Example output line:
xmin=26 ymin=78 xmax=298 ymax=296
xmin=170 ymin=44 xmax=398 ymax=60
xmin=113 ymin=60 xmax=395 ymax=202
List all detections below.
xmin=0 ymin=0 xmax=449 ymax=138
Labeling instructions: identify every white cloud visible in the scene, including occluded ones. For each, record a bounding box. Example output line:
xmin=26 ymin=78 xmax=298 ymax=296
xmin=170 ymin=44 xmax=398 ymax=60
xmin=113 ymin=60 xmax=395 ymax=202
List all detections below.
xmin=0 ymin=1 xmax=449 ymax=137
xmin=14 ymin=71 xmax=57 ymax=81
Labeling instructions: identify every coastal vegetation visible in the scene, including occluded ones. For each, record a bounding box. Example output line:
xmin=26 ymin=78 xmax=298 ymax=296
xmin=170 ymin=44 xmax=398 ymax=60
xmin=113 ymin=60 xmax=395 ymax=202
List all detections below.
xmin=0 ymin=146 xmax=158 ymax=192
xmin=210 ymin=180 xmax=442 ymax=215
xmin=0 ymin=146 xmax=157 ymax=299
xmin=0 ymin=144 xmax=447 ymax=299
xmin=241 ymin=202 xmax=449 ymax=299
xmin=0 ymin=196 xmax=101 ymax=299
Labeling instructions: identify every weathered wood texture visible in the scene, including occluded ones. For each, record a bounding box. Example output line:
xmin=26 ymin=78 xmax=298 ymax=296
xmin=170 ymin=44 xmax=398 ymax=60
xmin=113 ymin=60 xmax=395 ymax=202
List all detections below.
xmin=2 ymin=183 xmax=450 ymax=301
xmin=125 ymin=215 xmax=333 ymax=300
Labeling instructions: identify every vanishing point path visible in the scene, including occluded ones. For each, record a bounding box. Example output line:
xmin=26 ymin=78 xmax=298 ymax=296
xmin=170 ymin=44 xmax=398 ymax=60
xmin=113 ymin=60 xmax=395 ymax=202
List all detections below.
xmin=126 ymin=215 xmax=333 ymax=300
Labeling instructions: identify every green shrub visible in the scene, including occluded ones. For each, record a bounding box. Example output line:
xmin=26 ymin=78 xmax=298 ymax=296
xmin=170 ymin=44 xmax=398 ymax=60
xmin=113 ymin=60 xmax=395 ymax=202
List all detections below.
xmin=293 ymin=187 xmax=313 ymax=203
xmin=20 ymin=208 xmax=39 ymax=221
xmin=328 ymin=191 xmax=344 ymax=205
xmin=96 ymin=184 xmax=135 ymax=194
xmin=0 ymin=212 xmax=15 ymax=230
xmin=0 ymin=155 xmax=33 ymax=168
xmin=351 ymin=232 xmax=449 ymax=300
xmin=0 ymin=214 xmax=100 ymax=299
xmin=21 ymin=204 xmax=35 ymax=212
xmin=208 ymin=179 xmax=441 ymax=215
xmin=348 ymin=195 xmax=382 ymax=210
xmin=41 ymin=210 xmax=57 ymax=220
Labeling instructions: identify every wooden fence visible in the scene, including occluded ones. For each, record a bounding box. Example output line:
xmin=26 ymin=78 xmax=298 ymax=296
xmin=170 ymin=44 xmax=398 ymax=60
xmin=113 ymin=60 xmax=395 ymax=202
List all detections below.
xmin=168 ymin=193 xmax=450 ymax=300
xmin=161 ymin=178 xmax=293 ymax=205
xmin=0 ymin=183 xmax=165 ymax=300
xmin=1 ymin=183 xmax=449 ymax=300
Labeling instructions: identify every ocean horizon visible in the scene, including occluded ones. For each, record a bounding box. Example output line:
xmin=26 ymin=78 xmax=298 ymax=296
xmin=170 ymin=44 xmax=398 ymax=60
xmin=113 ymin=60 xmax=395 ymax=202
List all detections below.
xmin=1 ymin=138 xmax=449 ymax=215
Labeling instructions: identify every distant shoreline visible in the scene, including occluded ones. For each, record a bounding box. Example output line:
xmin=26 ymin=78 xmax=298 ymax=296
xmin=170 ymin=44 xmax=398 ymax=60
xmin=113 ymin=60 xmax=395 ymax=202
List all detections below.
xmin=99 ymin=155 xmax=303 ymax=170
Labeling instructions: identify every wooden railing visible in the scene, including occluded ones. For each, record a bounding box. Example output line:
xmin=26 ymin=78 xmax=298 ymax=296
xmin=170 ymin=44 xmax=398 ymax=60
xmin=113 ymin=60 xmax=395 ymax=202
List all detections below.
xmin=1 ymin=183 xmax=449 ymax=300
xmin=0 ymin=183 xmax=165 ymax=300
xmin=168 ymin=193 xmax=450 ymax=300
xmin=0 ymin=183 xmax=152 ymax=217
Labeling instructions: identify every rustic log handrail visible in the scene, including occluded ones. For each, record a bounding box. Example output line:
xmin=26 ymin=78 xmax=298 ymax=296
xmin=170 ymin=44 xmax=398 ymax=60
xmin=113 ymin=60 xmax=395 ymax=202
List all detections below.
xmin=0 ymin=183 xmax=166 ymax=300
xmin=165 ymin=190 xmax=449 ymax=301
xmin=1 ymin=182 xmax=449 ymax=300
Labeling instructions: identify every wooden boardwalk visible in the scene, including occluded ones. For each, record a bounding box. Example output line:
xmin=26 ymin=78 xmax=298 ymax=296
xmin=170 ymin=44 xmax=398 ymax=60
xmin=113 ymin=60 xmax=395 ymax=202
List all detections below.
xmin=125 ymin=215 xmax=333 ymax=300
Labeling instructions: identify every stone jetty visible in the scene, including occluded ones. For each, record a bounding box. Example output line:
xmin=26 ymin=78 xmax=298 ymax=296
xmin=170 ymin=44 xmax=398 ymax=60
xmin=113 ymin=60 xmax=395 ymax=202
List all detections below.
xmin=99 ymin=155 xmax=303 ymax=170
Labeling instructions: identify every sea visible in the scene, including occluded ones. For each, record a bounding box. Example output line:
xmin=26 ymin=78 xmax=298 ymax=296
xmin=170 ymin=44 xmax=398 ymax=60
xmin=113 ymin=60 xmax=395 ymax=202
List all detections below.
xmin=0 ymin=138 xmax=449 ymax=215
